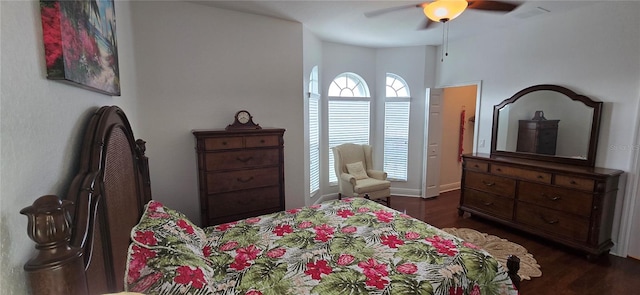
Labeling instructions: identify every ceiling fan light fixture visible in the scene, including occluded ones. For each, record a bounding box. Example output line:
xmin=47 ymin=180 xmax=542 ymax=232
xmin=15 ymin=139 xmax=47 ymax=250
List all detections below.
xmin=423 ymin=0 xmax=468 ymax=22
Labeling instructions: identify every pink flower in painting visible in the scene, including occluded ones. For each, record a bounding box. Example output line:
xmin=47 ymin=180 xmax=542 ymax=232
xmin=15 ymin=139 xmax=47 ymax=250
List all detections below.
xmin=40 ymin=2 xmax=62 ymax=68
xmin=305 ymin=260 xmax=333 ymax=280
xmin=396 ymin=263 xmax=418 ymax=274
xmin=130 ymin=272 xmax=162 ymax=292
xmin=298 ymin=221 xmax=314 ymax=229
xmin=267 ymin=248 xmax=286 ymax=259
xmin=405 ymin=232 xmax=421 ymax=240
xmin=177 ymin=219 xmax=195 ymax=234
xmin=236 ymin=245 xmax=261 ymax=261
xmin=219 ymin=241 xmax=239 ymax=251
xmin=216 ymin=221 xmax=237 ymax=232
xmin=134 ymin=230 xmax=157 ymax=246
xmin=337 ymin=254 xmax=355 ymax=266
xmin=202 ymin=245 xmax=212 ymax=257
xmin=246 ymin=217 xmax=261 ymax=224
xmin=273 ymin=224 xmax=294 ymax=236
xmin=426 ymin=236 xmax=459 ymax=256
xmin=174 ymin=266 xmax=206 ymax=289
xmin=336 ymin=209 xmax=354 ymax=218
xmin=381 ymin=235 xmax=404 ymax=249
xmin=373 ymin=210 xmax=394 ymax=223
xmin=246 ymin=290 xmax=263 ymax=295
xmin=341 ymin=226 xmax=357 ymax=234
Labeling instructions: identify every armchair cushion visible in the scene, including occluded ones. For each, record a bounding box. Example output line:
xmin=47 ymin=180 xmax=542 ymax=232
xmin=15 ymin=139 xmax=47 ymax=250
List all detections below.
xmin=346 ymin=161 xmax=369 ymax=180
xmin=353 ymin=178 xmax=391 ymax=194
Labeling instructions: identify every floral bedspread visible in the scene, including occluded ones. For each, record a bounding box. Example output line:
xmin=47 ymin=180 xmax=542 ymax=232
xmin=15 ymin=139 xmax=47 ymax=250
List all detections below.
xmin=126 ymin=198 xmax=518 ymax=295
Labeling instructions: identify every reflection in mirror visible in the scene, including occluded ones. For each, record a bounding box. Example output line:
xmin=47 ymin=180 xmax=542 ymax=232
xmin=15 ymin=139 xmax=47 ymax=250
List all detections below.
xmin=491 ymin=84 xmax=602 ymax=167
xmin=495 ymin=90 xmax=594 ymax=159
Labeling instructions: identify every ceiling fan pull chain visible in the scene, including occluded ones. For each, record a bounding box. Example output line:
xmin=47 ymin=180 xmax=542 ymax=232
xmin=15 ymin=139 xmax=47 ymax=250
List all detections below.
xmin=441 ymin=22 xmax=446 ymax=62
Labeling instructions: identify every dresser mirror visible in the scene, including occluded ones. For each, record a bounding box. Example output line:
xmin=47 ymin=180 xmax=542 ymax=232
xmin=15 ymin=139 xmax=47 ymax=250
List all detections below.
xmin=491 ymin=84 xmax=602 ymax=167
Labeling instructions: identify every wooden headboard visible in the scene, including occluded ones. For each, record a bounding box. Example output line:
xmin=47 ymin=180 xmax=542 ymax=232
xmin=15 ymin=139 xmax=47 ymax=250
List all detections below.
xmin=21 ymin=106 xmax=152 ymax=295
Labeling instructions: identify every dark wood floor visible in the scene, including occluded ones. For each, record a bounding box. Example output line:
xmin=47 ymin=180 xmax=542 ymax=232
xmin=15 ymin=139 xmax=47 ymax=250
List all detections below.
xmin=389 ymin=190 xmax=640 ymax=295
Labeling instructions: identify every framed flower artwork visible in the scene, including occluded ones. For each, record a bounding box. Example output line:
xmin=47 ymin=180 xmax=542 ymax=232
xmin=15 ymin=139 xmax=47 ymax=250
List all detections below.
xmin=40 ymin=0 xmax=120 ymax=96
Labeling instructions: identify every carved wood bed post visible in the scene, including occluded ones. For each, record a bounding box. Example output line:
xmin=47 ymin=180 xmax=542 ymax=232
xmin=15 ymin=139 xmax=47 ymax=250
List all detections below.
xmin=21 ymin=195 xmax=89 ymax=295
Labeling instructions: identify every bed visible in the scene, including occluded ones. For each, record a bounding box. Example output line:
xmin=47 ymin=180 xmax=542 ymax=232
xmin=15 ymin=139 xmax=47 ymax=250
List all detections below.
xmin=21 ymin=106 xmax=520 ymax=295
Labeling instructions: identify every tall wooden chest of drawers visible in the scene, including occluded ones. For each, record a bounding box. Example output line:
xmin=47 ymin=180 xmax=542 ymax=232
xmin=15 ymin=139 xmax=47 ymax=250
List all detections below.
xmin=193 ymin=128 xmax=285 ymax=226
xmin=516 ymin=119 xmax=560 ymax=155
xmin=460 ymin=153 xmax=623 ymax=259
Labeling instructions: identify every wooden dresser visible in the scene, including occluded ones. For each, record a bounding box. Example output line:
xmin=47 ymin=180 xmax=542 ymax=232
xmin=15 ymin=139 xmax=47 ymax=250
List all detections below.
xmin=193 ymin=128 xmax=285 ymax=226
xmin=460 ymin=153 xmax=623 ymax=259
xmin=516 ymin=119 xmax=559 ymax=155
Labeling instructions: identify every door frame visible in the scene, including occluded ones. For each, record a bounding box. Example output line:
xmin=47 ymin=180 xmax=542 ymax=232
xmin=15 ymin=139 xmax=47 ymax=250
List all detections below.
xmin=422 ymin=81 xmax=482 ymax=197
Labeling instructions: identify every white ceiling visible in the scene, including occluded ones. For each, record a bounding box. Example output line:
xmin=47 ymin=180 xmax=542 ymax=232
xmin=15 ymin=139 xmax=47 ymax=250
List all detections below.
xmin=192 ymin=1 xmax=597 ymax=48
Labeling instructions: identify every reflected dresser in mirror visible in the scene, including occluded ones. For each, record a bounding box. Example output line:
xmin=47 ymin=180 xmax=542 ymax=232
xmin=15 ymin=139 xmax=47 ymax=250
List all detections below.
xmin=460 ymin=85 xmax=623 ymax=260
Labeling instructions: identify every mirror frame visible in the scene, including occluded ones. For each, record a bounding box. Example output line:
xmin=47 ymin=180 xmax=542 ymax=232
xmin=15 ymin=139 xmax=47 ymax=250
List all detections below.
xmin=490 ymin=84 xmax=602 ymax=167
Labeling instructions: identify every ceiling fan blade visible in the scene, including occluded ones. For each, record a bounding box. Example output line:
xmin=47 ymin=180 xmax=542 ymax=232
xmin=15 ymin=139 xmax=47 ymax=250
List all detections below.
xmin=418 ymin=18 xmax=437 ymax=30
xmin=467 ymin=0 xmax=520 ymax=12
xmin=364 ymin=3 xmax=421 ymax=18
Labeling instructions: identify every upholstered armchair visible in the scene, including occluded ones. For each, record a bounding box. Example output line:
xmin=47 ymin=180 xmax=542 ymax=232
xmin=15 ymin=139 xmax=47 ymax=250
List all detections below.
xmin=332 ymin=143 xmax=391 ymax=206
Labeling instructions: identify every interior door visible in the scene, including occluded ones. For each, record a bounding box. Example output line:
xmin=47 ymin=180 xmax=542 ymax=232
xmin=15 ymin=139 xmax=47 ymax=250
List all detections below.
xmin=422 ymin=88 xmax=443 ymax=198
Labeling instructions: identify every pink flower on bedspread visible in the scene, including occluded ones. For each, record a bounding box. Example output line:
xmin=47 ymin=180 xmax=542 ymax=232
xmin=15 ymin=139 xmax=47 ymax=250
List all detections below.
xmin=230 ymin=258 xmax=251 ymax=271
xmin=174 ymin=266 xmax=206 ymax=289
xmin=148 ymin=201 xmax=163 ymax=212
xmin=310 ymin=204 xmax=322 ymax=209
xmin=220 ymin=241 xmax=239 ymax=251
xmin=337 ymin=254 xmax=355 ymax=266
xmin=336 ymin=209 xmax=354 ymax=218
xmin=128 ymin=245 xmax=157 ymax=283
xmin=426 ymin=236 xmax=459 ymax=256
xmin=246 ymin=217 xmax=261 ymax=224
xmin=305 ymin=260 xmax=332 ymax=280
xmin=177 ymin=219 xmax=195 ymax=234
xmin=267 ymin=248 xmax=286 ymax=258
xmin=396 ymin=263 xmax=418 ymax=274
xmin=341 ymin=226 xmax=357 ymax=234
xmin=148 ymin=212 xmax=170 ymax=219
xmin=314 ymin=224 xmax=335 ymax=242
xmin=203 ymin=245 xmax=212 ymax=257
xmin=134 ymin=230 xmax=157 ymax=246
xmin=273 ymin=224 xmax=293 ymax=236
xmin=358 ymin=258 xmax=389 ymax=279
xmin=405 ymin=232 xmax=421 ymax=240
xmin=357 ymin=207 xmax=370 ymax=213
xmin=130 ymin=272 xmax=162 ymax=293
xmin=464 ymin=242 xmax=481 ymax=250
xmin=381 ymin=235 xmax=404 ymax=249
xmin=449 ymin=286 xmax=464 ymax=295
xmin=236 ymin=245 xmax=261 ymax=261
xmin=246 ymin=290 xmax=263 ymax=295
xmin=298 ymin=221 xmax=314 ymax=229
xmin=373 ymin=210 xmax=394 ymax=223
xmin=470 ymin=284 xmax=481 ymax=295
xmin=286 ymin=208 xmax=301 ymax=214
xmin=216 ymin=221 xmax=237 ymax=232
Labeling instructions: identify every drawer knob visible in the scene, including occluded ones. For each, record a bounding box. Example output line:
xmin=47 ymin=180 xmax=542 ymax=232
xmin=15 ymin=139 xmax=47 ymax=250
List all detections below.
xmin=236 ymin=156 xmax=254 ymax=163
xmin=482 ymin=181 xmax=496 ymax=187
xmin=495 ymin=168 xmax=502 ymax=172
xmin=222 ymin=142 xmax=227 ymax=145
xmin=570 ymin=180 xmax=577 ymax=185
xmin=537 ymin=175 xmax=544 ymax=179
xmin=473 ymin=164 xmax=479 ymax=168
xmin=237 ymin=176 xmax=254 ymax=183
xmin=543 ymin=194 xmax=561 ymax=201
xmin=483 ymin=201 xmax=494 ymax=206
xmin=260 ymin=139 xmax=265 ymax=143
xmin=540 ymin=215 xmax=559 ymax=225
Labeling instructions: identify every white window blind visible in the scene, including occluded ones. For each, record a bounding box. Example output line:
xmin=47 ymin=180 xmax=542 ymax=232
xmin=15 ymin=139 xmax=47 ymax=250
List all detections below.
xmin=384 ymin=100 xmax=410 ymax=180
xmin=384 ymin=73 xmax=411 ymax=181
xmin=309 ymin=94 xmax=320 ymax=195
xmin=328 ymin=100 xmax=370 ymax=183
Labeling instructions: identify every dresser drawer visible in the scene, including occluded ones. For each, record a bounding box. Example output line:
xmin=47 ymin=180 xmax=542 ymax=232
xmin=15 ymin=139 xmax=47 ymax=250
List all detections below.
xmin=207 ymin=167 xmax=280 ymax=193
xmin=205 ymin=149 xmax=280 ymax=171
xmin=204 ymin=137 xmax=244 ymax=150
xmin=465 ymin=159 xmax=488 ymax=172
xmin=518 ymin=181 xmax=593 ymax=217
xmin=245 ymin=135 xmax=280 ymax=148
xmin=555 ymin=175 xmax=595 ymax=191
xmin=462 ymin=189 xmax=514 ymax=220
xmin=491 ymin=164 xmax=551 ymax=184
xmin=208 ymin=186 xmax=281 ymax=222
xmin=516 ymin=203 xmax=589 ymax=242
xmin=464 ymin=171 xmax=516 ymax=197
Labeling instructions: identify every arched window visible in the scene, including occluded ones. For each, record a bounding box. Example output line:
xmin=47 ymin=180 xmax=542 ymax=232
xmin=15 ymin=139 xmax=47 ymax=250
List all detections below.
xmin=308 ymin=66 xmax=320 ymax=195
xmin=328 ymin=72 xmax=371 ymax=183
xmin=384 ymin=73 xmax=411 ymax=181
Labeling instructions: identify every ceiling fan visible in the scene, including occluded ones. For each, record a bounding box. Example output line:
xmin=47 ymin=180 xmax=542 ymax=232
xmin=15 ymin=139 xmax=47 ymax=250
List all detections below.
xmin=365 ymin=0 xmax=521 ymax=30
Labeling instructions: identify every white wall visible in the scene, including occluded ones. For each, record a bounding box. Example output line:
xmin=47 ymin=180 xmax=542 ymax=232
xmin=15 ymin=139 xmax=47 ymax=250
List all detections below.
xmin=129 ymin=1 xmax=305 ymax=225
xmin=437 ymin=1 xmax=640 ymax=256
xmin=0 ymin=1 xmax=140 ymax=294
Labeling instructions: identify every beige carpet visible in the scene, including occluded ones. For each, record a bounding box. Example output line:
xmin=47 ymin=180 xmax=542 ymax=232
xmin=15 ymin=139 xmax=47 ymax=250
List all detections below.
xmin=442 ymin=227 xmax=542 ymax=280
